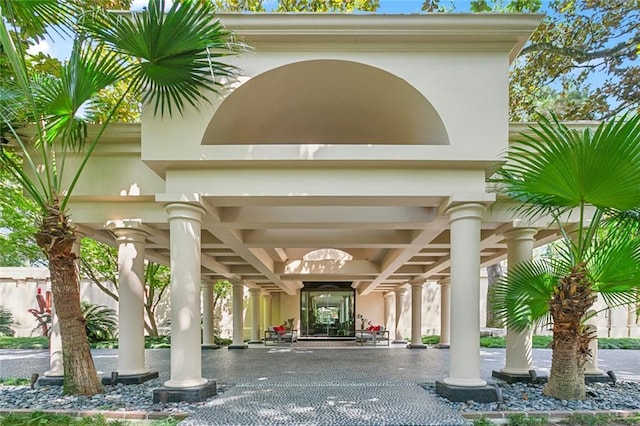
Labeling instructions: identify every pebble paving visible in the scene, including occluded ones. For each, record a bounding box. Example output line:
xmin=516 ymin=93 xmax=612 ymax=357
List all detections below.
xmin=183 ymin=384 xmax=469 ymax=425
xmin=1 ymin=344 xmax=639 ymax=425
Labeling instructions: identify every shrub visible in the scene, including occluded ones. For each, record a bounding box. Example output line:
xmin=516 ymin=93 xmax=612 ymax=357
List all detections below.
xmin=81 ymin=302 xmax=117 ymax=343
xmin=422 ymin=335 xmax=440 ymax=345
xmin=0 ymin=306 xmax=15 ymax=336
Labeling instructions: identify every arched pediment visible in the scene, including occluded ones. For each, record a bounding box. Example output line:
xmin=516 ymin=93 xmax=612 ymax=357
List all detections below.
xmin=203 ymin=60 xmax=448 ymax=145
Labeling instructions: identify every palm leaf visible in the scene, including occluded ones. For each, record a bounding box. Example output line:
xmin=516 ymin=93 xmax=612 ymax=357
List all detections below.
xmin=82 ymin=0 xmax=245 ymax=117
xmin=35 ymin=40 xmax=126 ymax=151
xmin=0 ymin=0 xmax=74 ymax=41
xmin=81 ymin=301 xmax=117 ymax=342
xmin=493 ymin=115 xmax=640 ymax=218
xmin=588 ymin=222 xmax=640 ymax=307
xmin=490 ymin=258 xmax=566 ymax=332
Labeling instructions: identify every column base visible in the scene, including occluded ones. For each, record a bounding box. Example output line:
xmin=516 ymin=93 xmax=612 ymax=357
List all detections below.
xmin=36 ymin=375 xmax=63 ymax=387
xmin=406 ymin=343 xmax=427 ymax=349
xmin=492 ymin=370 xmax=540 ymax=384
xmin=153 ymin=380 xmax=216 ymax=403
xmin=434 ymin=343 xmax=450 ymax=349
xmin=392 ymin=340 xmax=406 ymax=344
xmin=435 ymin=380 xmax=499 ymax=403
xmin=248 ymin=340 xmax=263 ymax=344
xmin=201 ymin=344 xmax=221 ymax=349
xmin=102 ymin=371 xmax=159 ymax=385
xmin=228 ymin=344 xmax=248 ymax=349
xmin=585 ymin=372 xmax=614 ymax=383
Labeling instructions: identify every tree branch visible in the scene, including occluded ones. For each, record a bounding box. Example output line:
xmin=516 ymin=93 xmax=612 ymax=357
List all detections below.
xmin=520 ymin=34 xmax=640 ymax=63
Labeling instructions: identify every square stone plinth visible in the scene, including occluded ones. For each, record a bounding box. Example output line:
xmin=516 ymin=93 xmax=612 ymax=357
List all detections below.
xmin=36 ymin=376 xmax=63 ymax=387
xmin=435 ymin=380 xmax=499 ymax=403
xmin=101 ymin=371 xmax=159 ymax=385
xmin=492 ymin=370 xmax=543 ymax=384
xmin=153 ymin=380 xmax=217 ymax=403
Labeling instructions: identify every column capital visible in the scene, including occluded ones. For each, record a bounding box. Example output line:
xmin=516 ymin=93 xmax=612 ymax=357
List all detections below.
xmin=106 ymin=220 xmax=148 ymax=242
xmin=410 ymin=281 xmax=425 ymax=289
xmin=248 ymin=287 xmax=261 ymax=294
xmin=439 ymin=279 xmax=451 ymax=288
xmin=263 ymin=293 xmax=273 ymax=299
xmin=504 ymin=227 xmax=538 ymax=241
xmin=394 ymin=288 xmax=408 ymax=296
xmin=384 ymin=292 xmax=394 ymax=300
xmin=446 ymin=203 xmax=486 ymax=223
xmin=231 ymin=280 xmax=245 ymax=289
xmin=165 ymin=203 xmax=205 ymax=223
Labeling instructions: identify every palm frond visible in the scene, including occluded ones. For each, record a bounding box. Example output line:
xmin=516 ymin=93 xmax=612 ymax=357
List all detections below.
xmin=81 ymin=301 xmax=117 ymax=342
xmin=490 ymin=258 xmax=567 ymax=332
xmin=82 ymin=0 xmax=245 ymax=117
xmin=0 ymin=0 xmax=74 ymax=41
xmin=35 ymin=40 xmax=126 ymax=151
xmin=492 ymin=115 xmax=640 ymax=219
xmin=585 ymin=221 xmax=640 ymax=307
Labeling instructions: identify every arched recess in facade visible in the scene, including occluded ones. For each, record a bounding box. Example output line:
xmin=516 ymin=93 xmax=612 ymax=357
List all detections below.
xmin=203 ymin=59 xmax=450 ymax=146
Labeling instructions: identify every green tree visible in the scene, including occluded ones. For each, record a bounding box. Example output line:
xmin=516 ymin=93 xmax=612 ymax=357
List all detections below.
xmin=0 ymin=164 xmax=44 ymax=266
xmin=211 ymin=0 xmax=378 ymax=12
xmin=423 ymin=0 xmax=639 ymax=121
xmin=0 ymin=0 xmax=243 ymax=395
xmin=490 ymin=114 xmax=640 ymax=400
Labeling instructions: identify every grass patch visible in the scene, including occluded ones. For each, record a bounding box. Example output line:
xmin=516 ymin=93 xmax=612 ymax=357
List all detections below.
xmin=0 ymin=377 xmax=30 ymax=386
xmin=0 ymin=336 xmax=49 ymax=349
xmin=564 ymin=412 xmax=619 ymax=425
xmin=0 ymin=412 xmax=182 ymax=425
xmin=91 ymin=336 xmax=171 ymax=349
xmin=598 ymin=338 xmax=640 ymax=350
xmin=422 ymin=335 xmax=640 ymax=349
xmin=0 ymin=412 xmax=115 ymax=425
xmin=507 ymin=413 xmax=548 ymax=425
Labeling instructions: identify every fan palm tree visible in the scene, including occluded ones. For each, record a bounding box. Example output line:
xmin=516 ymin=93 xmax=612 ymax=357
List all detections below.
xmin=491 ymin=114 xmax=640 ymax=400
xmin=0 ymin=0 xmax=243 ymax=395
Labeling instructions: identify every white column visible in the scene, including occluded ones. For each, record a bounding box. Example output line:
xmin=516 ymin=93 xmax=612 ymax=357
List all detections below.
xmin=202 ymin=281 xmax=215 ymax=346
xmin=383 ymin=293 xmax=393 ymax=333
xmin=584 ymin=310 xmax=604 ymax=375
xmin=501 ymin=228 xmax=537 ymax=375
xmin=263 ymin=294 xmax=272 ymax=329
xmin=249 ymin=288 xmax=262 ymax=343
xmin=110 ymin=223 xmax=149 ymax=376
xmin=230 ymin=281 xmax=247 ymax=349
xmin=437 ymin=280 xmax=451 ymax=348
xmin=164 ymin=203 xmax=206 ymax=388
xmin=629 ymin=303 xmax=640 ymax=338
xmin=444 ymin=203 xmax=487 ymax=387
xmin=408 ymin=281 xmax=426 ymax=348
xmin=44 ymin=304 xmax=63 ymax=377
xmin=393 ymin=288 xmax=407 ymax=343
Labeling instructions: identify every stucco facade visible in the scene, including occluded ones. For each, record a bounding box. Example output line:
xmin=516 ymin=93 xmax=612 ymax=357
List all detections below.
xmin=15 ymin=13 xmax=640 ymax=398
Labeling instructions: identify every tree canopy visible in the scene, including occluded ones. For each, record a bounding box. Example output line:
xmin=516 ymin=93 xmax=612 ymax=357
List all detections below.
xmin=422 ymin=0 xmax=639 ymax=121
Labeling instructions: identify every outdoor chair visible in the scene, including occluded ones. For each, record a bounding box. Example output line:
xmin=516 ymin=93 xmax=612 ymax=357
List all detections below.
xmin=355 ymin=325 xmax=389 ymax=346
xmin=264 ymin=325 xmax=298 ymax=345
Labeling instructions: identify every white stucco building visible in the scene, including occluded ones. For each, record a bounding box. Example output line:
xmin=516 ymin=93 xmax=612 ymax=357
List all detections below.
xmin=7 ymin=13 xmax=638 ymax=400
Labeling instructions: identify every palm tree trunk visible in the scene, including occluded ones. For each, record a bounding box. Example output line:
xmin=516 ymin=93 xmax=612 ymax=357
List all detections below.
xmin=544 ymin=263 xmax=596 ymax=400
xmin=36 ymin=206 xmax=102 ymax=396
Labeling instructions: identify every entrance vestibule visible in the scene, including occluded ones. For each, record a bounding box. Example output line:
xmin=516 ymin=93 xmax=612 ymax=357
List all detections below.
xmin=300 ymin=282 xmax=355 ymax=339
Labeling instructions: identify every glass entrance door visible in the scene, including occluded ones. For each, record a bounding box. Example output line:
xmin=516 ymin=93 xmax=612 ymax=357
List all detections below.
xmin=300 ymin=282 xmax=355 ymax=338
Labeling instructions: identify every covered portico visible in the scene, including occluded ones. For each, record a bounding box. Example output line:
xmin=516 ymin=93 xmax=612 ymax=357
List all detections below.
xmin=61 ymin=13 xmax=552 ymax=401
